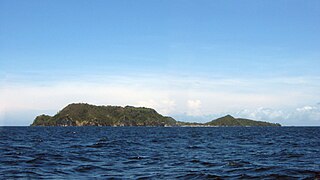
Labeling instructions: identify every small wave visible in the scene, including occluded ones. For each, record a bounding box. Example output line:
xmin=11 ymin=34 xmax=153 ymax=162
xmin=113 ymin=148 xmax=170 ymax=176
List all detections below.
xmin=190 ymin=159 xmax=217 ymax=167
xmin=254 ymin=166 xmax=276 ymax=172
xmin=86 ymin=142 xmax=108 ymax=148
xmin=128 ymin=155 xmax=147 ymax=160
xmin=26 ymin=157 xmax=46 ymax=164
xmin=226 ymin=160 xmax=251 ymax=168
xmin=66 ymin=131 xmax=77 ymax=135
xmin=1 ymin=170 xmax=44 ymax=179
xmin=176 ymin=172 xmax=221 ymax=179
xmin=52 ymin=169 xmax=70 ymax=175
xmin=97 ymin=137 xmax=109 ymax=142
xmin=11 ymin=145 xmax=32 ymax=150
xmin=1 ymin=159 xmax=20 ymax=166
xmin=187 ymin=145 xmax=203 ymax=149
xmin=286 ymin=153 xmax=304 ymax=158
xmin=74 ymin=165 xmax=104 ymax=172
xmin=108 ymin=139 xmax=130 ymax=146
xmin=69 ymin=145 xmax=84 ymax=148
xmin=200 ymin=161 xmax=218 ymax=167
xmin=69 ymin=156 xmax=99 ymax=163
xmin=259 ymin=173 xmax=298 ymax=179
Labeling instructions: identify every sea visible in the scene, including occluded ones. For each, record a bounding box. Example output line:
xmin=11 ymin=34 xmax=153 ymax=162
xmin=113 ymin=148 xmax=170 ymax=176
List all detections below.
xmin=0 ymin=126 xmax=319 ymax=179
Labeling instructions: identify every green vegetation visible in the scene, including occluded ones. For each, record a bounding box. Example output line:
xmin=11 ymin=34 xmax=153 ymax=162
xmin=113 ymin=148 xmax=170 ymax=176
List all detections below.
xmin=205 ymin=115 xmax=281 ymax=127
xmin=31 ymin=103 xmax=176 ymax=126
xmin=31 ymin=103 xmax=281 ymax=127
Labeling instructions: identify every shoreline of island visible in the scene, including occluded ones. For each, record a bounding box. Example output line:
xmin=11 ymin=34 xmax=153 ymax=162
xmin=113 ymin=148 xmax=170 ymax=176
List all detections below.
xmin=31 ymin=103 xmax=281 ymax=127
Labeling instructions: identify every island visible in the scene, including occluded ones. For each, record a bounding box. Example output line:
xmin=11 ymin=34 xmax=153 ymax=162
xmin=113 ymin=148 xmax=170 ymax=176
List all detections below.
xmin=205 ymin=115 xmax=281 ymax=127
xmin=31 ymin=103 xmax=281 ymax=127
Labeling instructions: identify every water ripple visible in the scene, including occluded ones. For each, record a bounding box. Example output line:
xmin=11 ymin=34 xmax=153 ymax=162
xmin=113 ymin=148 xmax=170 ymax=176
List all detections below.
xmin=0 ymin=126 xmax=319 ymax=179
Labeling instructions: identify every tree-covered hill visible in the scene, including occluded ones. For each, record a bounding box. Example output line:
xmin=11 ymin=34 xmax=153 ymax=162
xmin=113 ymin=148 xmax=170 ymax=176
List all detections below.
xmin=205 ymin=115 xmax=281 ymax=127
xmin=31 ymin=103 xmax=176 ymax=126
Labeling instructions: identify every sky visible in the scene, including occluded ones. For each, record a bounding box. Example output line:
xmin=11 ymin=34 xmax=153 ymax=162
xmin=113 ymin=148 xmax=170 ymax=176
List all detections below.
xmin=1 ymin=0 xmax=320 ymax=126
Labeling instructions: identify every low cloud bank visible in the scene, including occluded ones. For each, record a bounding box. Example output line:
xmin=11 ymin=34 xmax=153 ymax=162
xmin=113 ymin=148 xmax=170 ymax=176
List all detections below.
xmin=235 ymin=104 xmax=320 ymax=126
xmin=1 ymin=75 xmax=320 ymax=126
xmin=173 ymin=103 xmax=320 ymax=126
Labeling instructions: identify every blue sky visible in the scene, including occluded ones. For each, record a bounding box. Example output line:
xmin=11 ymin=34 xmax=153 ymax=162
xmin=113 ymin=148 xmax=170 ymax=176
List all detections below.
xmin=1 ymin=0 xmax=320 ymax=126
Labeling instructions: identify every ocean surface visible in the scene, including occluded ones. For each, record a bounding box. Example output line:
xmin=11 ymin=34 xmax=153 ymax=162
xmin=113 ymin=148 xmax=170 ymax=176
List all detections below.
xmin=0 ymin=127 xmax=319 ymax=179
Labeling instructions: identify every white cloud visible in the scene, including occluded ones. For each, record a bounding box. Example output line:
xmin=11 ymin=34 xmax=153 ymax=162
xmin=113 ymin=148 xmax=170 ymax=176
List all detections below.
xmin=136 ymin=99 xmax=176 ymax=115
xmin=187 ymin=100 xmax=202 ymax=116
xmin=235 ymin=104 xmax=320 ymax=126
xmin=296 ymin=106 xmax=317 ymax=112
xmin=137 ymin=99 xmax=158 ymax=109
xmin=187 ymin=100 xmax=201 ymax=109
xmin=1 ymin=74 xmax=320 ymax=125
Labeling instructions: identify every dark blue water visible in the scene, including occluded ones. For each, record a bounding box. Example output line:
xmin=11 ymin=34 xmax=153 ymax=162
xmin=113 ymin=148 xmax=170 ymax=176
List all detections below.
xmin=1 ymin=127 xmax=320 ymax=179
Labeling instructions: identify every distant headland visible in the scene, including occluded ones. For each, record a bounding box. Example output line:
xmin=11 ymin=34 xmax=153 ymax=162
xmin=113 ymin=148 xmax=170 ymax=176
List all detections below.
xmin=31 ymin=103 xmax=281 ymax=127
